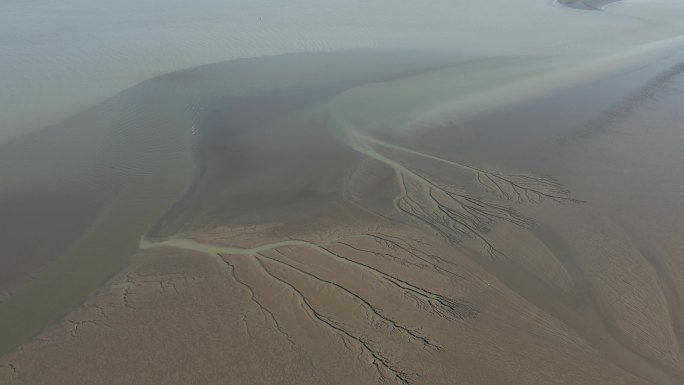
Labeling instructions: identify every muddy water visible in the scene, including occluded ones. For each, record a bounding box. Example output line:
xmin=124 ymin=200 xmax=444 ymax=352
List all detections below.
xmin=0 ymin=76 xmax=197 ymax=355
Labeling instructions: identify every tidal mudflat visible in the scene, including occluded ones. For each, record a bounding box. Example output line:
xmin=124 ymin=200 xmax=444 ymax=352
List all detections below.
xmin=2 ymin=1 xmax=684 ymax=384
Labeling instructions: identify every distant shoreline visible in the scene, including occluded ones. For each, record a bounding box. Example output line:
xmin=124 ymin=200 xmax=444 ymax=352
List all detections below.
xmin=556 ymin=0 xmax=621 ymax=11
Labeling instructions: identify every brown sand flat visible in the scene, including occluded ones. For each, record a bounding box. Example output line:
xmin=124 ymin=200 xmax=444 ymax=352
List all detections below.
xmin=0 ymin=52 xmax=464 ymax=356
xmin=3 ymin=115 xmax=684 ymax=384
xmin=2 ymin=52 xmax=684 ymax=385
xmin=0 ymin=219 xmax=659 ymax=385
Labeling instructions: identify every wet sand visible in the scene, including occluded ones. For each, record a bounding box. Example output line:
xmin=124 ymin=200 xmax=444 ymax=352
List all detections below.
xmin=2 ymin=1 xmax=684 ymax=383
xmin=1 ymin=46 xmax=684 ymax=384
xmin=0 ymin=52 xmax=463 ymax=356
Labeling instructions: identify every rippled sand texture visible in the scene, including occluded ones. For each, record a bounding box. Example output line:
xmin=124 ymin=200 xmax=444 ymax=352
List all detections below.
xmin=2 ymin=46 xmax=684 ymax=384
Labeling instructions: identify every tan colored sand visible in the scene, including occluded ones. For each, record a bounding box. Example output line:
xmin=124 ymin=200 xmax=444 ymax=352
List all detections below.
xmin=0 ymin=219 xmax=658 ymax=385
xmin=3 ymin=48 xmax=684 ymax=385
